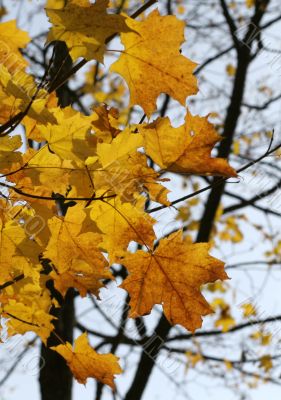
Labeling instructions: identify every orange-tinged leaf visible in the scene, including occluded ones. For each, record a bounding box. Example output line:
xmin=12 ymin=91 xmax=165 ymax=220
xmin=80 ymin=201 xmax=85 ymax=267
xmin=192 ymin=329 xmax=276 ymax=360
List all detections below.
xmin=46 ymin=0 xmax=130 ymax=62
xmin=121 ymin=230 xmax=228 ymax=332
xmin=91 ymin=104 xmax=121 ymax=144
xmin=51 ymin=332 xmax=122 ymax=387
xmin=140 ymin=113 xmax=237 ymax=177
xmin=111 ymin=10 xmax=198 ymax=116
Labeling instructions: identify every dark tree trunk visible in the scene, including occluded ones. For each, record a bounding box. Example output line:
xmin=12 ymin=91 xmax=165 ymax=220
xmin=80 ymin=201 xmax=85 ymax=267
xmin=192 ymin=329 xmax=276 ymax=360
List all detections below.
xmin=39 ymin=41 xmax=75 ymax=400
xmin=39 ymin=288 xmax=75 ymax=400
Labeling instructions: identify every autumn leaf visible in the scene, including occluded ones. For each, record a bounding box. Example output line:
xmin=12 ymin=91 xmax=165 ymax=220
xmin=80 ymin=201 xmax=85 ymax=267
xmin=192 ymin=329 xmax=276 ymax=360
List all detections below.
xmin=23 ymin=92 xmax=58 ymax=141
xmin=111 ymin=10 xmax=198 ymax=116
xmin=0 ymin=20 xmax=30 ymax=72
xmin=0 ymin=217 xmax=42 ymax=286
xmin=91 ymin=104 xmax=121 ymax=144
xmin=0 ymin=65 xmax=56 ymax=125
xmin=121 ymin=230 xmax=228 ymax=332
xmin=89 ymin=125 xmax=170 ymax=204
xmin=46 ymin=0 xmax=131 ymax=62
xmin=0 ymin=134 xmax=22 ymax=172
xmin=21 ymin=146 xmax=74 ymax=197
xmin=44 ymin=204 xmax=112 ymax=296
xmin=96 ymin=127 xmax=143 ymax=167
xmin=46 ymin=0 xmax=65 ymax=9
xmin=38 ymin=107 xmax=94 ymax=163
xmin=51 ymin=332 xmax=122 ymax=387
xmin=90 ymin=194 xmax=156 ymax=262
xmin=139 ymin=112 xmax=237 ymax=177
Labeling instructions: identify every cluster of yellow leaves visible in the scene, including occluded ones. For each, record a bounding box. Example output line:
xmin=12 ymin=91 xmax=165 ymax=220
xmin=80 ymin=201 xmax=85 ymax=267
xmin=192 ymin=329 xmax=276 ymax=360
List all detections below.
xmin=0 ymin=1 xmax=237 ymax=389
xmin=211 ymin=298 xmax=236 ymax=332
xmin=214 ymin=210 xmax=245 ymax=244
xmin=250 ymin=330 xmax=272 ymax=346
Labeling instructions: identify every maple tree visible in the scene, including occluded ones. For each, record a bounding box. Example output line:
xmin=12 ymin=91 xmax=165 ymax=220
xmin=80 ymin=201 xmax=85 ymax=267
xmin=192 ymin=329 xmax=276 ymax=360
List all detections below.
xmin=1 ymin=1 xmax=281 ymax=400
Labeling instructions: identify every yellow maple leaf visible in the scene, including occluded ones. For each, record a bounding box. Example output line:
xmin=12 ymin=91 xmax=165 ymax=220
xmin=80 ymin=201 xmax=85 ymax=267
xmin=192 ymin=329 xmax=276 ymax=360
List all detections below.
xmin=96 ymin=127 xmax=143 ymax=167
xmin=90 ymin=194 xmax=156 ymax=263
xmin=110 ymin=9 xmax=198 ymax=116
xmin=23 ymin=146 xmax=74 ymax=195
xmin=44 ymin=204 xmax=111 ymax=296
xmin=0 ymin=134 xmax=22 ymax=172
xmin=0 ymin=65 xmax=56 ymax=125
xmin=0 ymin=85 xmax=22 ymax=124
xmin=121 ymin=230 xmax=228 ymax=332
xmin=46 ymin=0 xmax=130 ymax=62
xmin=0 ymin=20 xmax=30 ymax=73
xmin=51 ymin=332 xmax=122 ymax=387
xmin=94 ymin=149 xmax=171 ymax=204
xmin=46 ymin=0 xmax=65 ymax=9
xmin=0 ymin=218 xmax=42 ymax=286
xmin=92 ymin=128 xmax=169 ymax=203
xmin=23 ymin=92 xmax=58 ymax=141
xmin=140 ymin=113 xmax=237 ymax=177
xmin=39 ymin=106 xmax=95 ymax=163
